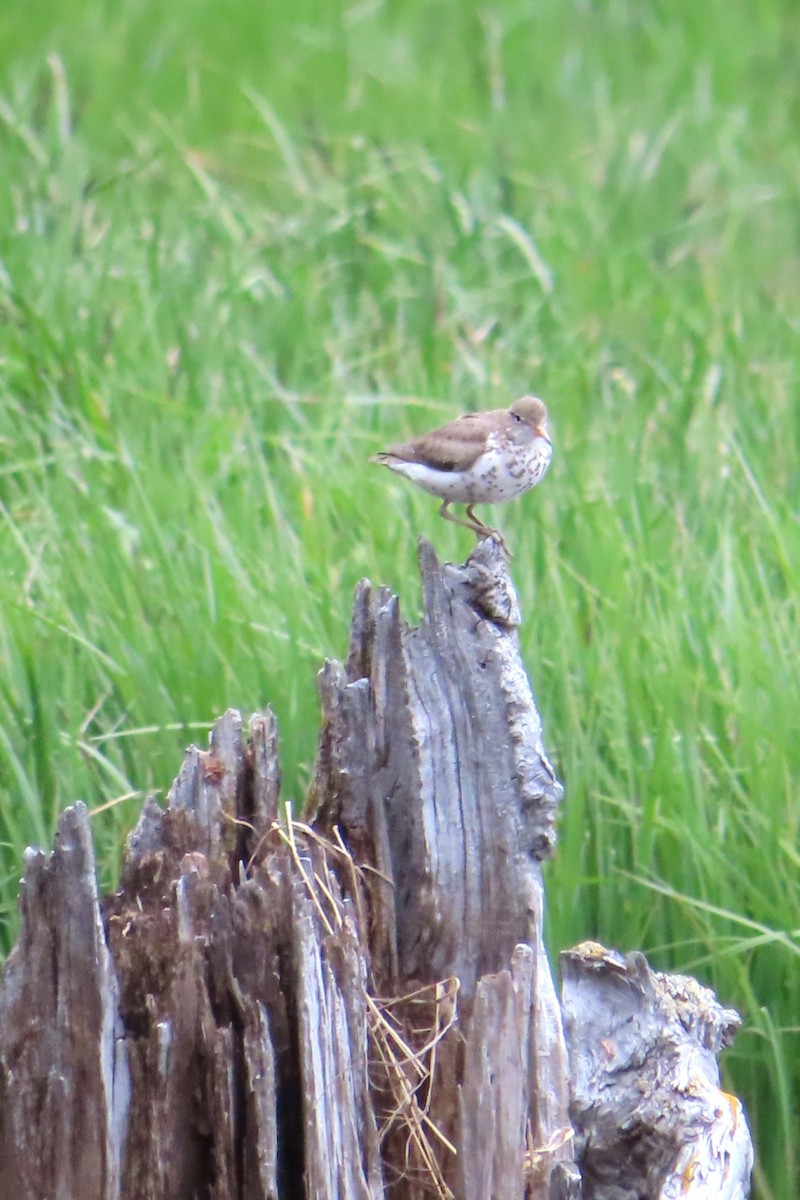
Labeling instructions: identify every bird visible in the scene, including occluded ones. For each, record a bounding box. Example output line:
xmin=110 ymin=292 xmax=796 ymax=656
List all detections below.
xmin=370 ymin=395 xmax=552 ymax=552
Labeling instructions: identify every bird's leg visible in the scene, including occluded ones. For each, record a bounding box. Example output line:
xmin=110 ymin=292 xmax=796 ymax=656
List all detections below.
xmin=438 ymin=501 xmax=511 ymax=557
xmin=438 ymin=499 xmax=487 ymax=535
xmin=465 ymin=504 xmax=498 ymax=538
xmin=465 ymin=504 xmax=511 ymax=558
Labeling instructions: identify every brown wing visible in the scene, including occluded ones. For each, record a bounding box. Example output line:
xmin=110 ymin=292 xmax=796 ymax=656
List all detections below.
xmin=381 ymin=409 xmax=507 ymax=472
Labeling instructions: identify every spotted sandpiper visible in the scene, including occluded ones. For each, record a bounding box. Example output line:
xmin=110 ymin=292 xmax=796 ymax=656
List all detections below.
xmin=371 ymin=395 xmax=552 ymax=551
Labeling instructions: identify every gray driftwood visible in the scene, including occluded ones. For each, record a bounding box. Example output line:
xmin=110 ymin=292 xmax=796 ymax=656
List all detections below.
xmin=560 ymin=943 xmax=753 ymax=1200
xmin=0 ymin=538 xmax=752 ymax=1199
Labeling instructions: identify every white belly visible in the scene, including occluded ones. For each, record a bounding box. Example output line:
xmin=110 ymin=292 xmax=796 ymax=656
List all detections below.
xmin=387 ymin=438 xmax=552 ymax=504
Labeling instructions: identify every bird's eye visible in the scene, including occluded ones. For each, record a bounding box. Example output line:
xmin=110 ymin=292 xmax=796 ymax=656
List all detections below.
xmin=512 ymin=412 xmax=523 ymax=423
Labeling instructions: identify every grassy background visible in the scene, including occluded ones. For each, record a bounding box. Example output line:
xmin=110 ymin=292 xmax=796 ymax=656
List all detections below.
xmin=1 ymin=0 xmax=798 ymax=1195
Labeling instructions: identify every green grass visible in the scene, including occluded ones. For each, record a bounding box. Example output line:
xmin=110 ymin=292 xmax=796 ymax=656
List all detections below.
xmin=1 ymin=1 xmax=799 ymax=1195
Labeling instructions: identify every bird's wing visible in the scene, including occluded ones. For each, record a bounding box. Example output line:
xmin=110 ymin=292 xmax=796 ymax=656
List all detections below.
xmin=383 ymin=410 xmax=503 ymax=472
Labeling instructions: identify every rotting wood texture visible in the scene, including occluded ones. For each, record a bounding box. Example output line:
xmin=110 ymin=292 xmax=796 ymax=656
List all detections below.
xmin=0 ymin=538 xmax=752 ymax=1199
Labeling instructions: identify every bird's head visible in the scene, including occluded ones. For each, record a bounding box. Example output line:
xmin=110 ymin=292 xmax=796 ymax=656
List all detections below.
xmin=509 ymin=395 xmax=550 ymax=443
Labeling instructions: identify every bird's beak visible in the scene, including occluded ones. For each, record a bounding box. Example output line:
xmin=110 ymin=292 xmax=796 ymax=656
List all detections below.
xmin=535 ymin=424 xmax=551 ymax=444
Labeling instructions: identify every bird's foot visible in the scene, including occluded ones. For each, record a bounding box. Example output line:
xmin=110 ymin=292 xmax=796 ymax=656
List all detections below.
xmin=474 ymin=525 xmax=511 ymax=560
xmin=463 ymin=504 xmax=511 ymax=558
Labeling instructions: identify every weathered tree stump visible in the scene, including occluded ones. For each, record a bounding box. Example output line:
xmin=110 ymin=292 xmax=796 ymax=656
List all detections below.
xmin=0 ymin=539 xmax=753 ymax=1199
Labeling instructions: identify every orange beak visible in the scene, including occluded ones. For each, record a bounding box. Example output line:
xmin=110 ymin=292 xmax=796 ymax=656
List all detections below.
xmin=535 ymin=424 xmax=551 ymax=443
